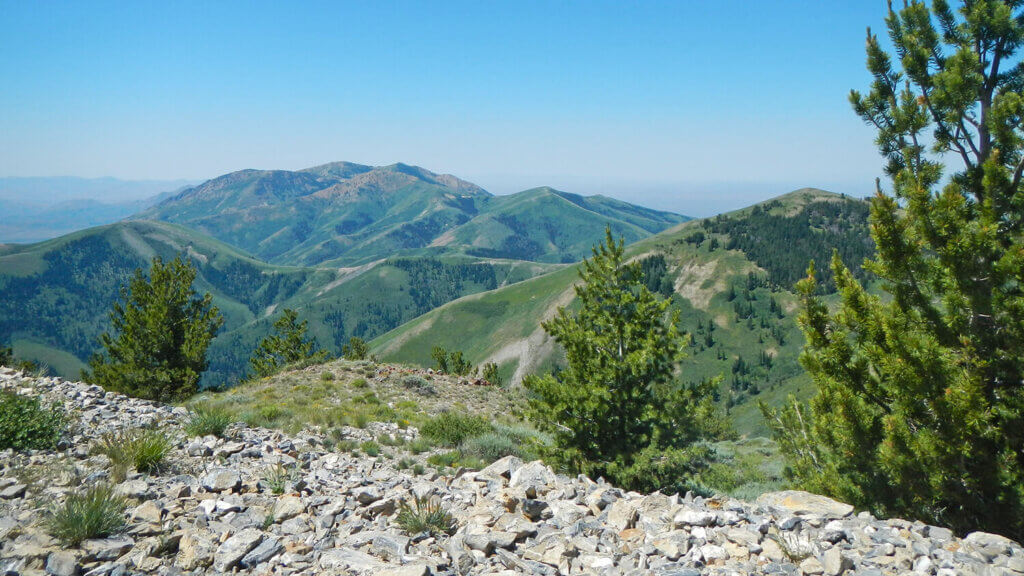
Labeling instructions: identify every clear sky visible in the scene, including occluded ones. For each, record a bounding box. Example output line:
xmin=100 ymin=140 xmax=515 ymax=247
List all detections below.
xmin=0 ymin=1 xmax=892 ymax=216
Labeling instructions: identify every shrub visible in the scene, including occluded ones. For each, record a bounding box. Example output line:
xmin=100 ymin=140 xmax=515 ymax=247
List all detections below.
xmin=248 ymin=309 xmax=328 ymax=379
xmin=430 ymin=347 xmax=474 ymax=376
xmin=402 ymin=375 xmax=436 ymax=396
xmin=407 ymin=438 xmax=432 ymax=455
xmin=460 ymin=432 xmax=523 ymax=463
xmin=342 ymin=337 xmax=369 ymax=360
xmin=95 ymin=428 xmax=172 ymax=481
xmin=350 ymin=378 xmax=369 ymax=389
xmin=412 ymin=463 xmax=426 ymax=476
xmin=481 ymin=362 xmax=502 ymax=386
xmin=360 ymin=441 xmax=381 ymax=457
xmin=320 ymin=371 xmax=335 ymax=382
xmin=394 ymin=496 xmax=454 ymax=536
xmin=427 ymin=450 xmax=461 ymax=468
xmin=334 ymin=439 xmax=358 ymax=453
xmin=48 ymin=484 xmax=127 ymax=546
xmin=185 ymin=405 xmax=233 ymax=437
xmin=419 ymin=412 xmax=492 ymax=447
xmin=0 ymin=390 xmax=64 ymax=451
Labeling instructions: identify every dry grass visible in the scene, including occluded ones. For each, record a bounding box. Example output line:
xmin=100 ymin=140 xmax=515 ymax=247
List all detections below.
xmin=188 ymin=359 xmax=526 ymax=435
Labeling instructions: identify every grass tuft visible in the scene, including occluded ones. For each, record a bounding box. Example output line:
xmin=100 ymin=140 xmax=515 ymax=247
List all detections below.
xmin=394 ymin=496 xmax=454 ymax=536
xmin=95 ymin=428 xmax=172 ymax=481
xmin=48 ymin=484 xmax=127 ymax=546
xmin=185 ymin=405 xmax=234 ymax=438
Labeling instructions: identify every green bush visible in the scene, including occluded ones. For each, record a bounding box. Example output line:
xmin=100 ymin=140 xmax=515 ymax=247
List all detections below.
xmin=419 ymin=412 xmax=492 ymax=447
xmin=481 ymin=362 xmax=502 ymax=386
xmin=402 ymin=375 xmax=436 ymax=396
xmin=342 ymin=337 xmax=369 ymax=360
xmin=320 ymin=371 xmax=335 ymax=382
xmin=350 ymin=378 xmax=369 ymax=389
xmin=0 ymin=390 xmax=64 ymax=451
xmin=95 ymin=428 xmax=172 ymax=481
xmin=360 ymin=441 xmax=381 ymax=457
xmin=430 ymin=347 xmax=474 ymax=376
xmin=407 ymin=438 xmax=432 ymax=455
xmin=48 ymin=484 xmax=127 ymax=546
xmin=427 ymin=450 xmax=461 ymax=468
xmin=460 ymin=432 xmax=524 ymax=463
xmin=394 ymin=496 xmax=455 ymax=536
xmin=186 ymin=405 xmax=234 ymax=437
xmin=604 ymin=444 xmax=714 ymax=496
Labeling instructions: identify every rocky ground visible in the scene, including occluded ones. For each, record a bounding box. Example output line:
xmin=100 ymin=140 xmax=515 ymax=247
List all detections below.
xmin=1 ymin=368 xmax=1022 ymax=576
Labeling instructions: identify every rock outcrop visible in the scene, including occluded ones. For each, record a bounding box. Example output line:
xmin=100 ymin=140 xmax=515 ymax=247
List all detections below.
xmin=1 ymin=368 xmax=1022 ymax=575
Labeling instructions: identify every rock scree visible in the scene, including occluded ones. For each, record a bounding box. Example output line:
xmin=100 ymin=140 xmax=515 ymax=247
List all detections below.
xmin=1 ymin=367 xmax=1022 ymax=575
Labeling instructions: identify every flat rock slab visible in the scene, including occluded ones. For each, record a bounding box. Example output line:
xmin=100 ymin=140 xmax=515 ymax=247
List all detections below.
xmin=756 ymin=490 xmax=854 ymax=518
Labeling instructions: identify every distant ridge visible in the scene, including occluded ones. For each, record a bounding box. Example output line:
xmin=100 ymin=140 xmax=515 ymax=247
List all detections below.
xmin=137 ymin=162 xmax=689 ymax=266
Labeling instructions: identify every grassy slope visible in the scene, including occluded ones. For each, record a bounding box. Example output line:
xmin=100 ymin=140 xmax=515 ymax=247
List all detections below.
xmin=372 ymin=189 xmax=867 ymax=436
xmin=0 ymin=221 xmax=560 ymax=387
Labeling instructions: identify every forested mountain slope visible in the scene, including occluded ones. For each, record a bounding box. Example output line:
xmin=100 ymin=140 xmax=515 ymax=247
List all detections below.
xmin=138 ymin=162 xmax=688 ymax=266
xmin=371 ymin=188 xmax=873 ymax=436
xmin=0 ymin=221 xmax=558 ymax=387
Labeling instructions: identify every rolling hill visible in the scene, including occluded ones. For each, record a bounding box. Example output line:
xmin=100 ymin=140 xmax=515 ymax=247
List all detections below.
xmin=137 ymin=162 xmax=688 ymax=266
xmin=371 ymin=188 xmax=874 ymax=436
xmin=0 ymin=220 xmax=560 ymax=387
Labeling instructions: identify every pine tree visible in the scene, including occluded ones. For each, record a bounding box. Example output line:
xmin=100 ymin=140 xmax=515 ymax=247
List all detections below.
xmin=763 ymin=0 xmax=1024 ymax=539
xmin=85 ymin=255 xmax=223 ymax=402
xmin=525 ymin=228 xmax=720 ymax=493
xmin=249 ymin=308 xmax=328 ymax=378
xmin=341 ymin=337 xmax=369 ymax=361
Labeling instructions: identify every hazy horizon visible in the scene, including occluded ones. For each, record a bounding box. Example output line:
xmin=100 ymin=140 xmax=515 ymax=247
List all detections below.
xmin=1 ymin=1 xmax=890 ymax=216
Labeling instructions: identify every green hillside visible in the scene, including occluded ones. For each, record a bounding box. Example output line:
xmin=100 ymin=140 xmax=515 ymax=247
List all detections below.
xmin=372 ymin=189 xmax=873 ymax=436
xmin=139 ymin=163 xmax=688 ymax=266
xmin=0 ymin=221 xmax=559 ymax=387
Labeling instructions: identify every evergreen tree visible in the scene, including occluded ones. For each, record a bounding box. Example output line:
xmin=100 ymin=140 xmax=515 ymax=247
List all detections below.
xmin=249 ymin=308 xmax=328 ymax=378
xmin=341 ymin=336 xmax=369 ymax=361
xmin=763 ymin=0 xmax=1024 ymax=539
xmin=525 ymin=228 xmax=720 ymax=493
xmin=85 ymin=255 xmax=223 ymax=402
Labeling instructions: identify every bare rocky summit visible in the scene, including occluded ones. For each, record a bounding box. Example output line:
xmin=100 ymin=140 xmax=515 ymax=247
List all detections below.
xmin=1 ymin=368 xmax=1022 ymax=576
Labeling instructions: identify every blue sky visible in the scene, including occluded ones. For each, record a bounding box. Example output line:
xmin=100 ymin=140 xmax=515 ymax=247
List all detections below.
xmin=0 ymin=1 xmax=891 ymax=215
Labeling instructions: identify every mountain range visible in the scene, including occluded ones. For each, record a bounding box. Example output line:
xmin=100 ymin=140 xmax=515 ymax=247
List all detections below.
xmin=138 ymin=162 xmax=687 ymax=265
xmin=0 ymin=163 xmax=873 ymax=435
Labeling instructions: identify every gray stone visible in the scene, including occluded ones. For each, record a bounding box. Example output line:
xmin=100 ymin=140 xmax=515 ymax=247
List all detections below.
xmin=0 ymin=484 xmax=26 ymax=499
xmin=377 ymin=566 xmax=429 ymax=576
xmin=201 ymin=468 xmax=241 ymax=493
xmin=510 ymin=460 xmax=557 ymax=494
xmin=354 ymin=486 xmax=381 ymax=505
xmin=757 ymin=491 xmax=854 ymax=518
xmin=113 ymin=479 xmax=148 ymax=498
xmin=822 ymin=547 xmax=854 ymax=576
xmin=318 ymin=548 xmax=383 ymax=572
xmin=239 ymin=537 xmax=282 ymax=569
xmin=479 ymin=455 xmax=523 ymax=479
xmin=81 ymin=537 xmax=134 ymax=561
xmin=45 ymin=551 xmax=78 ymax=576
xmin=131 ymin=500 xmax=163 ymax=524
xmin=272 ymin=495 xmax=305 ymax=521
xmin=213 ymin=528 xmax=262 ymax=572
xmin=674 ymin=508 xmax=717 ymax=527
